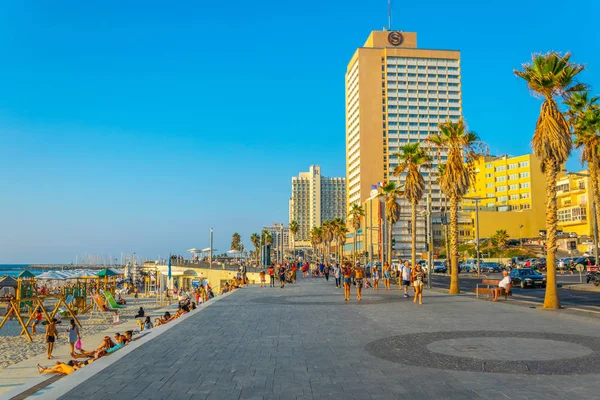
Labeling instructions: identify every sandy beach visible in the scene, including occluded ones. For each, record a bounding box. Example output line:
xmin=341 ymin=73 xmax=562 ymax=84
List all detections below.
xmin=0 ymin=296 xmax=166 ymax=370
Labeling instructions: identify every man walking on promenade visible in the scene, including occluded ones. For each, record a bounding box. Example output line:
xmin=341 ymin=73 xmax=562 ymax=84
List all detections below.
xmin=400 ymin=261 xmax=412 ymax=298
xmin=333 ymin=264 xmax=341 ymax=288
xmin=324 ymin=263 xmax=330 ymax=281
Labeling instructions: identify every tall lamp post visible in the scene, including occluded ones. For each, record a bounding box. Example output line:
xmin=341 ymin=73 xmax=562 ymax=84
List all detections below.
xmin=464 ymin=197 xmax=485 ymax=278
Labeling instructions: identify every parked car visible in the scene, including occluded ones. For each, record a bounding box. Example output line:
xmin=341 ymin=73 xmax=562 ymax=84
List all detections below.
xmin=574 ymin=256 xmax=596 ymax=268
xmin=481 ymin=262 xmax=502 ymax=273
xmin=432 ymin=260 xmax=447 ymax=273
xmin=509 ymin=268 xmax=546 ymax=288
xmin=460 ymin=259 xmax=477 ymax=272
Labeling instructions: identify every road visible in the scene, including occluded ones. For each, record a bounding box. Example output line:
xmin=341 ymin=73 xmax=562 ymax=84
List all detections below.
xmin=430 ymin=273 xmax=600 ymax=314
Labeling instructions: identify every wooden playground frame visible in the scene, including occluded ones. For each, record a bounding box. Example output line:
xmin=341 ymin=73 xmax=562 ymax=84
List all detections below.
xmin=0 ymin=295 xmax=81 ymax=342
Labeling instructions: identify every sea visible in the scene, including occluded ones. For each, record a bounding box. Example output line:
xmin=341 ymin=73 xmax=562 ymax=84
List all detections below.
xmin=0 ymin=265 xmax=43 ymax=277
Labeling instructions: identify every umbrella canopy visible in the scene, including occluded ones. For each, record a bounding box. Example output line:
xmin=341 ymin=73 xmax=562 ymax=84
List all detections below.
xmin=17 ymin=270 xmax=36 ymax=278
xmin=97 ymin=268 xmax=118 ymax=277
xmin=0 ymin=276 xmax=18 ymax=288
xmin=37 ymin=271 xmax=72 ymax=280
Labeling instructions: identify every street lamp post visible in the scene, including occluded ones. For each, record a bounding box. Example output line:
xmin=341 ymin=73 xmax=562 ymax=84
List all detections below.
xmin=464 ymin=197 xmax=485 ymax=278
xmin=519 ymin=224 xmax=524 ymax=248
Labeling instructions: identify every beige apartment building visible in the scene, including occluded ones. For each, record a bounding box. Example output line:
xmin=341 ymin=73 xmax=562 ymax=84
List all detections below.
xmin=289 ymin=165 xmax=346 ymax=247
xmin=346 ymin=30 xmax=461 ymax=258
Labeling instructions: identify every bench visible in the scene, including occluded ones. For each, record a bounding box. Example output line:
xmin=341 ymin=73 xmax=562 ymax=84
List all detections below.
xmin=474 ymin=279 xmax=512 ymax=300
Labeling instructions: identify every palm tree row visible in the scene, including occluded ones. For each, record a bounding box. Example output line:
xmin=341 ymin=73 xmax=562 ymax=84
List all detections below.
xmin=310 ymin=218 xmax=348 ymax=263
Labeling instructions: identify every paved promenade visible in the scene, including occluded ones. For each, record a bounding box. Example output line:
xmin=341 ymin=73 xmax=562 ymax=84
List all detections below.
xmin=53 ymin=278 xmax=600 ymax=400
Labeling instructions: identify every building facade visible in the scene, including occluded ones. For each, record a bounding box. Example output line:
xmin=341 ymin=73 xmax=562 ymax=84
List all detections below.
xmin=345 ymin=30 xmax=461 ymax=258
xmin=289 ymin=165 xmax=346 ymax=247
xmin=462 ymin=154 xmax=547 ymax=239
xmin=556 ymin=172 xmax=594 ymax=238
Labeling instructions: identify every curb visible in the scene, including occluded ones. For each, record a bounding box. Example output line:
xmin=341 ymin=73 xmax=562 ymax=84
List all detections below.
xmin=559 ymin=283 xmax=600 ymax=293
xmin=3 ymin=291 xmax=233 ymax=400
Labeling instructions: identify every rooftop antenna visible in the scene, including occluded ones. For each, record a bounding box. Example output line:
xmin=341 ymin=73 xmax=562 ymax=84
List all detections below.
xmin=388 ymin=0 xmax=392 ymax=30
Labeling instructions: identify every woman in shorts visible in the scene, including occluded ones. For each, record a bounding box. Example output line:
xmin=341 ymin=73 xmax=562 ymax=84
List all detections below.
xmin=341 ymin=262 xmax=353 ymax=301
xmin=383 ymin=262 xmax=391 ymax=290
xmin=411 ymin=263 xmax=426 ymax=305
xmin=372 ymin=265 xmax=379 ymax=290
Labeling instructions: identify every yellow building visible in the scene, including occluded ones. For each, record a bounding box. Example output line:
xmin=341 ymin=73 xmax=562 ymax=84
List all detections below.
xmin=556 ymin=171 xmax=594 ymax=237
xmin=345 ymin=30 xmax=461 ymax=258
xmin=463 ymin=154 xmax=547 ymax=239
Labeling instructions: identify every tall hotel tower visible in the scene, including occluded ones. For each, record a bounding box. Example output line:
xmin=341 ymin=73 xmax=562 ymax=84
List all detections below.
xmin=345 ymin=30 xmax=462 ymax=258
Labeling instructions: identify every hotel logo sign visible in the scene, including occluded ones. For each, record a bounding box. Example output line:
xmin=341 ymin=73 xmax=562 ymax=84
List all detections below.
xmin=387 ymin=31 xmax=404 ymax=46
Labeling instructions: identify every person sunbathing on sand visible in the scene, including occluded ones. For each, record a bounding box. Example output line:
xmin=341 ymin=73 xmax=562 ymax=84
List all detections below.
xmin=37 ymin=360 xmax=81 ymax=375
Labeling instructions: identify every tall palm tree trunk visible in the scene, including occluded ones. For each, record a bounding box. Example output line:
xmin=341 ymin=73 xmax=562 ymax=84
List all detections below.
xmin=449 ymin=195 xmax=460 ymax=294
xmin=590 ymin=163 xmax=600 ymax=251
xmin=411 ymin=202 xmax=417 ymax=269
xmin=543 ymin=160 xmax=560 ymax=309
xmin=387 ymin=221 xmax=392 ymax=267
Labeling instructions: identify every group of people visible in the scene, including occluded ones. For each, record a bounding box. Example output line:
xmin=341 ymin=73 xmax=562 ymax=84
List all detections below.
xmin=38 ymin=329 xmax=137 ymax=375
xmin=259 ymin=263 xmax=298 ymax=288
xmin=319 ymin=260 xmax=428 ymax=304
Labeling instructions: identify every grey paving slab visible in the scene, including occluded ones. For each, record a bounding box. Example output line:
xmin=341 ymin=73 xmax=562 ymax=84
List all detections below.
xmin=56 ymin=277 xmax=600 ymax=400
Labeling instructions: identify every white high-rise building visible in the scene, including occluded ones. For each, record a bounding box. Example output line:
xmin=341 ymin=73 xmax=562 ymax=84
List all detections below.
xmin=289 ymin=165 xmax=346 ymax=247
xmin=346 ymin=30 xmax=462 ymax=258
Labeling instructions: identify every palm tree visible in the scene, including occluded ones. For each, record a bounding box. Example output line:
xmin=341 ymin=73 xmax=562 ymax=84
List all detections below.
xmin=566 ymin=91 xmax=600 ymax=250
xmin=378 ymin=182 xmax=403 ymax=266
xmin=332 ymin=217 xmax=347 ymax=263
xmin=310 ymin=227 xmax=323 ymax=262
xmin=492 ymin=229 xmax=509 ymax=254
xmin=289 ymin=220 xmax=299 ymax=258
xmin=250 ymin=233 xmax=260 ymax=266
xmin=348 ymin=203 xmax=365 ymax=262
xmin=231 ymin=232 xmax=242 ymax=251
xmin=321 ymin=220 xmax=335 ymax=263
xmin=428 ymin=118 xmax=480 ymax=294
xmin=515 ymin=52 xmax=585 ymax=309
xmin=393 ymin=143 xmax=431 ymax=269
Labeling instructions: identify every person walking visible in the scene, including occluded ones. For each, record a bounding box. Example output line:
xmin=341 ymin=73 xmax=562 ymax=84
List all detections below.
xmin=341 ymin=262 xmax=353 ymax=301
xmin=354 ymin=263 xmax=365 ymax=301
xmin=559 ymin=259 xmax=565 ymax=275
xmin=411 ymin=263 xmax=426 ymax=305
xmin=32 ymin=308 xmax=43 ymax=335
xmin=383 ymin=262 xmax=391 ymax=290
xmin=278 ymin=264 xmax=286 ymax=288
xmin=400 ymin=261 xmax=412 ymax=298
xmin=324 ymin=264 xmax=330 ymax=282
xmin=259 ymin=270 xmax=266 ymax=287
xmin=268 ymin=265 xmax=275 ymax=287
xmin=66 ymin=318 xmax=80 ymax=356
xmin=334 ymin=264 xmax=341 ymax=288
xmin=133 ymin=286 xmax=139 ymax=303
xmin=46 ymin=318 xmax=59 ymax=359
xmin=372 ymin=265 xmax=380 ymax=290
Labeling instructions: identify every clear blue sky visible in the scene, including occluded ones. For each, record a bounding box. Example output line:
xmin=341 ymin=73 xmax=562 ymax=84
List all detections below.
xmin=1 ymin=1 xmax=598 ymax=263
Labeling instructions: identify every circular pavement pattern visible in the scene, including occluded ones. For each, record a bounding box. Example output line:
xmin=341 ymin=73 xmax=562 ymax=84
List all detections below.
xmin=251 ymin=293 xmax=401 ymax=306
xmin=365 ymin=331 xmax=600 ymax=375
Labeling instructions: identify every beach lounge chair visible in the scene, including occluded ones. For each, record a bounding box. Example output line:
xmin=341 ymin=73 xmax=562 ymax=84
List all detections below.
xmin=88 ymin=293 xmax=115 ymax=321
xmin=58 ymin=295 xmax=75 ymax=316
xmin=103 ymin=290 xmax=124 ymax=309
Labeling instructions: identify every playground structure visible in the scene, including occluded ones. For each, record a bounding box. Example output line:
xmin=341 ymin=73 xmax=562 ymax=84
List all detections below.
xmin=0 ymin=270 xmax=81 ymax=342
xmin=0 ymin=268 xmax=124 ymax=341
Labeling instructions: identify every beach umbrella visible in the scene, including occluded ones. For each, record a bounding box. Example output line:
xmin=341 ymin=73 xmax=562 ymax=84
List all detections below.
xmin=96 ymin=268 xmax=118 ymax=277
xmin=0 ymin=276 xmax=18 ymax=288
xmin=17 ymin=270 xmax=36 ymax=279
xmin=37 ymin=271 xmax=69 ymax=280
